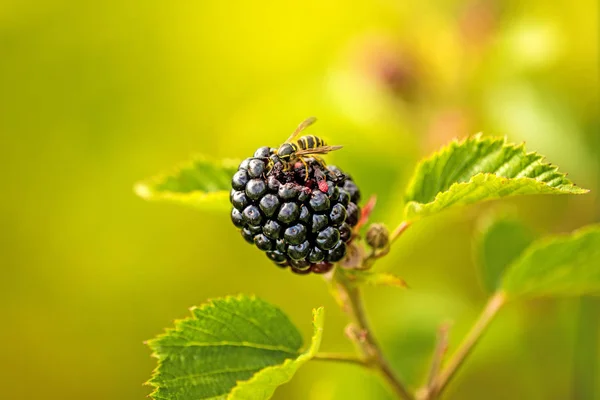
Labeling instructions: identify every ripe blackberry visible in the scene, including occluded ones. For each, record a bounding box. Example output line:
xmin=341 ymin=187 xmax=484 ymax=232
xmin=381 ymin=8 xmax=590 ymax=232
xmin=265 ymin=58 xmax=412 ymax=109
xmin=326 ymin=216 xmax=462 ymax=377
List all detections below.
xmin=230 ymin=148 xmax=361 ymax=274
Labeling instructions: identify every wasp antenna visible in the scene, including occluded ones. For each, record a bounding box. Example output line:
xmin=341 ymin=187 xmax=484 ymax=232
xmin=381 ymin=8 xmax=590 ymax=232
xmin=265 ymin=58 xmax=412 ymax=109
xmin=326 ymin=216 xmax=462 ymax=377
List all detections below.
xmin=285 ymin=117 xmax=318 ymax=143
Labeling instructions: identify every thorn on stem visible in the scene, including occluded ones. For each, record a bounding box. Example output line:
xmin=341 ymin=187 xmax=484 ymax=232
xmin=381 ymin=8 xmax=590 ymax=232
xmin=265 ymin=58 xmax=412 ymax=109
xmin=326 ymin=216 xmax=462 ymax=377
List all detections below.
xmin=345 ymin=323 xmax=360 ymax=342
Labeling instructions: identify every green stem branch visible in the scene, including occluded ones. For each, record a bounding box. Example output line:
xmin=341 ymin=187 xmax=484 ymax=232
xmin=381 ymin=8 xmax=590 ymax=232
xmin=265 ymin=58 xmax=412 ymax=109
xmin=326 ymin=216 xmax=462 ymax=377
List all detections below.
xmin=313 ymin=353 xmax=367 ymax=367
xmin=333 ymin=271 xmax=414 ymax=400
xmin=426 ymin=291 xmax=506 ymax=399
xmin=427 ymin=322 xmax=451 ymax=388
xmin=390 ymin=221 xmax=412 ymax=244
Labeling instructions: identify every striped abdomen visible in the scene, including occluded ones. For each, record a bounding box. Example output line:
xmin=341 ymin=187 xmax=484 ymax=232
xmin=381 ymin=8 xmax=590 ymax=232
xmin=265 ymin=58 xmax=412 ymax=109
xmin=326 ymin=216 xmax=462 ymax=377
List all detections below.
xmin=297 ymin=135 xmax=326 ymax=150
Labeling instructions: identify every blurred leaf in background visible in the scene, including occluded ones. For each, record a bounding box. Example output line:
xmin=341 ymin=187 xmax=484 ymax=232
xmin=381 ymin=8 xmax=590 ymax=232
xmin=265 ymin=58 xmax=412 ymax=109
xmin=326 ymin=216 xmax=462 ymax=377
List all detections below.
xmin=474 ymin=211 xmax=537 ymax=293
xmin=0 ymin=0 xmax=597 ymax=399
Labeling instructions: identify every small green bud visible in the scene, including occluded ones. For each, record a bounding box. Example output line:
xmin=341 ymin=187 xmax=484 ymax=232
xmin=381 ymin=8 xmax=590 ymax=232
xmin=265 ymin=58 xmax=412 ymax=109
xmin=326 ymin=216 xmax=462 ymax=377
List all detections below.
xmin=366 ymin=223 xmax=389 ymax=249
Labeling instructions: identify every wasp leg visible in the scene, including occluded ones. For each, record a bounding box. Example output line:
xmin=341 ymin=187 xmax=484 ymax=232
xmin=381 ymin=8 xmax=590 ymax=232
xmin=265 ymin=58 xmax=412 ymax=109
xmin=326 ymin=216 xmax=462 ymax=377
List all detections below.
xmin=312 ymin=156 xmax=328 ymax=170
xmin=298 ymin=157 xmax=310 ymax=181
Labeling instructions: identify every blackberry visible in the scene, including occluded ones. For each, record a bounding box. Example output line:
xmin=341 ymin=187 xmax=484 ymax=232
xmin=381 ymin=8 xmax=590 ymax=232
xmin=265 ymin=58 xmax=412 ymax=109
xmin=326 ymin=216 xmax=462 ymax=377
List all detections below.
xmin=230 ymin=148 xmax=361 ymax=274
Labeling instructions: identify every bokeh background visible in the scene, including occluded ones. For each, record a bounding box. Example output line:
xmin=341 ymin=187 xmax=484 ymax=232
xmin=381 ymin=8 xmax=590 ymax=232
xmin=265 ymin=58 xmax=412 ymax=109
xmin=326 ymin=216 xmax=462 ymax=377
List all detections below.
xmin=1 ymin=1 xmax=598 ymax=399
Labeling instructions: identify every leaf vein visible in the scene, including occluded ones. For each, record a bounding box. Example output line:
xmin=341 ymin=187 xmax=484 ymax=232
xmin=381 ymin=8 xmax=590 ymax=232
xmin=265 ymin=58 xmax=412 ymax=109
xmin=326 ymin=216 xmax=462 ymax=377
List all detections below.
xmin=211 ymin=302 xmax=277 ymax=343
xmin=157 ymin=366 xmax=261 ymax=384
xmin=197 ymin=313 xmax=245 ymax=341
xmin=165 ymin=340 xmax=299 ymax=355
xmin=181 ymin=324 xmax=222 ymax=340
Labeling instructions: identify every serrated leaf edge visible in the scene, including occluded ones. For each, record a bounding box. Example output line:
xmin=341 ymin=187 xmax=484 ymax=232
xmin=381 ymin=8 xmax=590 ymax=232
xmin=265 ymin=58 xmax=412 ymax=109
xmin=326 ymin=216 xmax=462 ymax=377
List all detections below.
xmin=403 ymin=135 xmax=588 ymax=220
xmin=403 ymin=133 xmax=490 ymax=201
xmin=405 ymin=135 xmax=588 ymax=198
xmin=145 ymin=294 xmax=303 ymax=399
xmin=404 ymin=173 xmax=588 ymax=219
xmin=134 ymin=154 xmax=240 ymax=204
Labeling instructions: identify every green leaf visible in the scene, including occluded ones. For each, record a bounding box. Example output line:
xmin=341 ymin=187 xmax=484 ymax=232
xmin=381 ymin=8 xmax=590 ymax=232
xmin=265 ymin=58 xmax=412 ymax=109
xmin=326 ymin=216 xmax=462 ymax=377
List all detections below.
xmin=135 ymin=155 xmax=239 ymax=211
xmin=403 ymin=136 xmax=588 ymax=219
xmin=502 ymin=225 xmax=600 ymax=298
xmin=228 ymin=307 xmax=324 ymax=400
xmin=475 ymin=215 xmax=536 ymax=293
xmin=147 ymin=295 xmax=323 ymax=400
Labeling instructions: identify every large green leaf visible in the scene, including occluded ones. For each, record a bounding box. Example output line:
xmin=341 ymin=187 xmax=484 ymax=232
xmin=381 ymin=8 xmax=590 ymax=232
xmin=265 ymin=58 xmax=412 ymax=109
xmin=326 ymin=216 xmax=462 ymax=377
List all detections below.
xmin=147 ymin=295 xmax=323 ymax=400
xmin=135 ymin=155 xmax=239 ymax=211
xmin=228 ymin=307 xmax=323 ymax=400
xmin=475 ymin=216 xmax=536 ymax=293
xmin=502 ymin=225 xmax=600 ymax=298
xmin=403 ymin=136 xmax=588 ymax=219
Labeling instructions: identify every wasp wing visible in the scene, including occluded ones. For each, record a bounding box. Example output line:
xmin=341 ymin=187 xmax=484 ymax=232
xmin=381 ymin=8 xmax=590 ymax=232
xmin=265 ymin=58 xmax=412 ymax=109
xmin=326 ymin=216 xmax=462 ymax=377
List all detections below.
xmin=295 ymin=145 xmax=343 ymax=156
xmin=284 ymin=116 xmax=317 ymax=143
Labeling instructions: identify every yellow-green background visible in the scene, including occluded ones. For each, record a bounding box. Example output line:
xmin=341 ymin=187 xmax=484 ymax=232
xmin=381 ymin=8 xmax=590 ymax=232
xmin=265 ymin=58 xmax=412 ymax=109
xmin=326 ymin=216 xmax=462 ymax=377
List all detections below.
xmin=1 ymin=1 xmax=598 ymax=399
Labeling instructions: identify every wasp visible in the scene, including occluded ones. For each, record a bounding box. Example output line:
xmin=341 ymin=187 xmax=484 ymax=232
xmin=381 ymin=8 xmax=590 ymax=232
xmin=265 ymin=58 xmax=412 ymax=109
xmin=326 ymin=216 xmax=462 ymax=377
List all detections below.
xmin=264 ymin=117 xmax=343 ymax=193
xmin=273 ymin=117 xmax=342 ymax=176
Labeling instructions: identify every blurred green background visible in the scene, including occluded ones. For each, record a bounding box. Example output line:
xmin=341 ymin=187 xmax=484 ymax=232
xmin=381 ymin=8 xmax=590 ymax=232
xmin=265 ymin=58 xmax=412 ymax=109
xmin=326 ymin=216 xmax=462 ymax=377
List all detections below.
xmin=1 ymin=0 xmax=598 ymax=399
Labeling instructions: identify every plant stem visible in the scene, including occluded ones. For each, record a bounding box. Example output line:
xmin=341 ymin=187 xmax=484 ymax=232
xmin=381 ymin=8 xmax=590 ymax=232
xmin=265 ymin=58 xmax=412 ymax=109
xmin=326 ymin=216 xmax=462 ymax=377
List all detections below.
xmin=334 ymin=272 xmax=415 ymax=400
xmin=390 ymin=221 xmax=412 ymax=244
xmin=426 ymin=322 xmax=451 ymax=388
xmin=427 ymin=291 xmax=506 ymax=399
xmin=313 ymin=353 xmax=368 ymax=367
